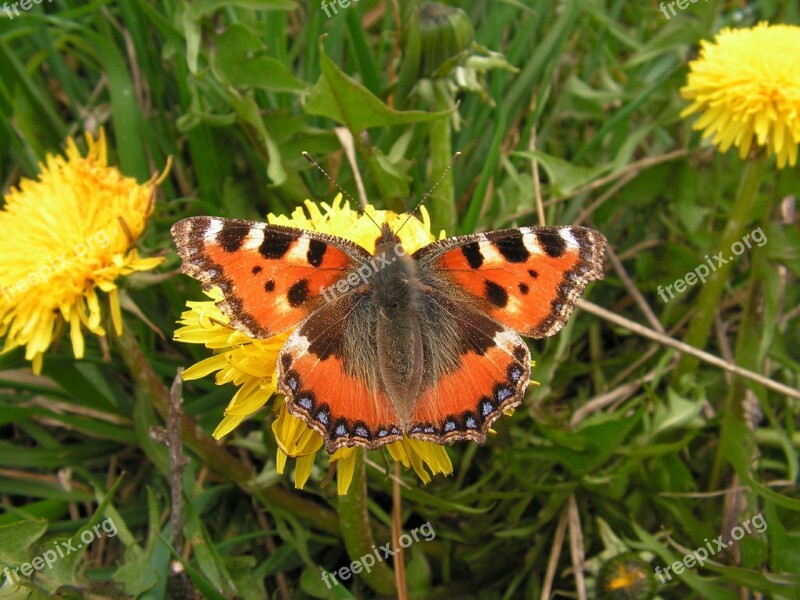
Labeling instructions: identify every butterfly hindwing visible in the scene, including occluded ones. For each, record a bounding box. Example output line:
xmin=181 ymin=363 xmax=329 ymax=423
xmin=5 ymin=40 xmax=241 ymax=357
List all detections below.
xmin=171 ymin=217 xmax=371 ymax=338
xmin=409 ymin=296 xmax=530 ymax=444
xmin=276 ymin=292 xmax=404 ymax=452
xmin=414 ymin=226 xmax=606 ymax=338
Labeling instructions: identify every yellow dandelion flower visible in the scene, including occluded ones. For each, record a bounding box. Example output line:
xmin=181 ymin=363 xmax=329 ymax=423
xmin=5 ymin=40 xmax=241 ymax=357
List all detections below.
xmin=0 ymin=130 xmax=164 ymax=373
xmin=681 ymin=22 xmax=800 ymax=168
xmin=596 ymin=552 xmax=655 ymax=599
xmin=175 ymin=196 xmax=466 ymax=494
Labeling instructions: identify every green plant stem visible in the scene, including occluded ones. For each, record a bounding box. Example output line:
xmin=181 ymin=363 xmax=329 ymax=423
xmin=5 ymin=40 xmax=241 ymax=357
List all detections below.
xmin=114 ymin=326 xmax=343 ymax=536
xmin=338 ymin=449 xmax=396 ymax=595
xmin=428 ymin=80 xmax=456 ymax=233
xmin=708 ymin=261 xmax=764 ymax=491
xmin=709 ymin=190 xmax=779 ymax=490
xmin=672 ymin=153 xmax=768 ymax=385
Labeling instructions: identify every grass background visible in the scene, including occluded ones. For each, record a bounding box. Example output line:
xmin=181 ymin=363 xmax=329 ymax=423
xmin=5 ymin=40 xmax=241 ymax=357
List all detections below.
xmin=1 ymin=0 xmax=799 ymax=598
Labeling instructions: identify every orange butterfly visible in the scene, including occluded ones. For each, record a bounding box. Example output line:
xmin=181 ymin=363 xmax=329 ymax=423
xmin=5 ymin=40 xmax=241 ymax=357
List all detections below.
xmin=172 ymin=216 xmax=606 ymax=452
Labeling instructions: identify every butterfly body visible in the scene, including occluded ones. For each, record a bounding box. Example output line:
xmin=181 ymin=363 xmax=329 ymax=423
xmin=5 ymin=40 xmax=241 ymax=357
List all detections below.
xmin=369 ymin=224 xmax=425 ymax=422
xmin=172 ymin=214 xmax=606 ymax=452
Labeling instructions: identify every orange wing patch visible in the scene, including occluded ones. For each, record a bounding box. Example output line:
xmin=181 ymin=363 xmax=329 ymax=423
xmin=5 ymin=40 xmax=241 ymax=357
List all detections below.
xmin=416 ymin=226 xmax=606 ymax=338
xmin=171 ymin=217 xmax=370 ymax=338
xmin=276 ymin=294 xmax=403 ymax=452
xmin=409 ymin=325 xmax=530 ymax=444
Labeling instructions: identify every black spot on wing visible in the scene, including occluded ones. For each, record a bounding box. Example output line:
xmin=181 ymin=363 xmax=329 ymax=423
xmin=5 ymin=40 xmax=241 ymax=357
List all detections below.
xmin=461 ymin=242 xmax=484 ymax=269
xmin=251 ymin=265 xmax=262 ymax=275
xmin=218 ymin=224 xmax=249 ymax=253
xmin=265 ymin=280 xmax=275 ymax=293
xmin=287 ymin=279 xmax=309 ymax=307
xmin=513 ymin=345 xmax=528 ymax=363
xmin=519 ymin=283 xmax=529 ymax=295
xmin=528 ymin=269 xmax=539 ymax=279
xmin=191 ymin=218 xmax=211 ymax=238
xmin=259 ymin=233 xmax=293 ymax=259
xmin=484 ymin=280 xmax=508 ymax=308
xmin=492 ymin=234 xmax=530 ymax=263
xmin=539 ymin=233 xmax=566 ymax=258
xmin=307 ymin=239 xmax=327 ymax=267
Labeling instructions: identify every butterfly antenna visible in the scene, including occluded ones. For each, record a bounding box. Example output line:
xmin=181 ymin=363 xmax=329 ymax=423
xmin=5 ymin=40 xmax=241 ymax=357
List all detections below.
xmin=396 ymin=152 xmax=462 ymax=235
xmin=302 ymin=151 xmax=382 ymax=231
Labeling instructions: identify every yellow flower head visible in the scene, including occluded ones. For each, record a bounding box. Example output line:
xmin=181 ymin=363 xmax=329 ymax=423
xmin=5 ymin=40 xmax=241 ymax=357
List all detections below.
xmin=680 ymin=22 xmax=800 ymax=168
xmin=175 ymin=196 xmax=460 ymax=494
xmin=596 ymin=552 xmax=655 ymax=599
xmin=0 ymin=131 xmax=164 ymax=373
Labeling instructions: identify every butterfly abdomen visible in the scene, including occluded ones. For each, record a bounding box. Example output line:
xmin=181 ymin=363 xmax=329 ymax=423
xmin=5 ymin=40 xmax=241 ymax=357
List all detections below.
xmin=372 ymin=236 xmax=425 ymax=424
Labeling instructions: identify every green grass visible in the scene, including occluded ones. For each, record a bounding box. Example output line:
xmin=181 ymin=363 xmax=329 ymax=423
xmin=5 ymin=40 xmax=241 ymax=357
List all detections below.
xmin=1 ymin=0 xmax=799 ymax=598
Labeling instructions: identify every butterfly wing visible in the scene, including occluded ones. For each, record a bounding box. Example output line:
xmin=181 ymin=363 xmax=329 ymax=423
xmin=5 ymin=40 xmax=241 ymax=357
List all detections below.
xmin=409 ymin=293 xmax=530 ymax=444
xmin=276 ymin=292 xmax=404 ymax=452
xmin=171 ymin=217 xmax=371 ymax=338
xmin=413 ymin=226 xmax=606 ymax=338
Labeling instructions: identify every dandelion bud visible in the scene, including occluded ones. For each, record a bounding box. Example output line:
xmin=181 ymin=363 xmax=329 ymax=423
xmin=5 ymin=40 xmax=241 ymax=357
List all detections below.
xmin=405 ymin=2 xmax=474 ymax=79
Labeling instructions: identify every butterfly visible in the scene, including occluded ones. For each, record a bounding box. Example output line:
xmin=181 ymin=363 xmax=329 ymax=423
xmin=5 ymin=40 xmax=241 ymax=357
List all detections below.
xmin=171 ymin=214 xmax=606 ymax=453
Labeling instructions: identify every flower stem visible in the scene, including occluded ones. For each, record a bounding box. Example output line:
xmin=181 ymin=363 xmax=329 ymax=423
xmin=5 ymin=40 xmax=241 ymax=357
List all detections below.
xmin=672 ymin=152 xmax=768 ymax=385
xmin=708 ymin=257 xmax=764 ymax=490
xmin=428 ymin=80 xmax=456 ymax=233
xmin=338 ymin=449 xmax=396 ymax=595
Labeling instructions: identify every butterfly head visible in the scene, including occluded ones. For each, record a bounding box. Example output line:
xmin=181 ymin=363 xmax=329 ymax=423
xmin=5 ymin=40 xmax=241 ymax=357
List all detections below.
xmin=375 ymin=222 xmax=403 ymax=252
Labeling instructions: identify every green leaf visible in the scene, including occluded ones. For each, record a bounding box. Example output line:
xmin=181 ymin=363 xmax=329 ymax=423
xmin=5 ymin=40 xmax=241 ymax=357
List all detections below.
xmin=0 ymin=520 xmax=48 ymax=566
xmin=77 ymin=29 xmax=149 ymax=180
xmin=182 ymin=499 xmax=238 ymax=596
xmin=304 ymin=41 xmax=449 ymax=133
xmin=534 ymin=408 xmax=644 ymax=474
xmin=747 ymin=478 xmax=800 ymax=511
xmin=631 ymin=521 xmax=739 ymax=600
xmin=300 ymin=565 xmax=357 ymax=599
xmin=513 ymin=150 xmax=611 ymax=196
xmin=189 ymin=0 xmax=295 ymax=17
xmin=651 ymin=388 xmax=704 ymax=436
xmin=211 ymin=24 xmax=306 ymax=93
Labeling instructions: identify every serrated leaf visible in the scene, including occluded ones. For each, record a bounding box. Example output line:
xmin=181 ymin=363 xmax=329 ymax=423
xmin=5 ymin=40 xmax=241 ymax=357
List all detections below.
xmin=304 ymin=42 xmax=449 ymax=132
xmin=212 ymin=24 xmax=306 ymax=93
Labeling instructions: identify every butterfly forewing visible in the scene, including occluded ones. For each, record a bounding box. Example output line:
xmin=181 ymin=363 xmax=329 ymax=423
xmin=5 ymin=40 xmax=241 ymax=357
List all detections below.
xmin=414 ymin=226 xmax=606 ymax=338
xmin=171 ymin=217 xmax=371 ymax=338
